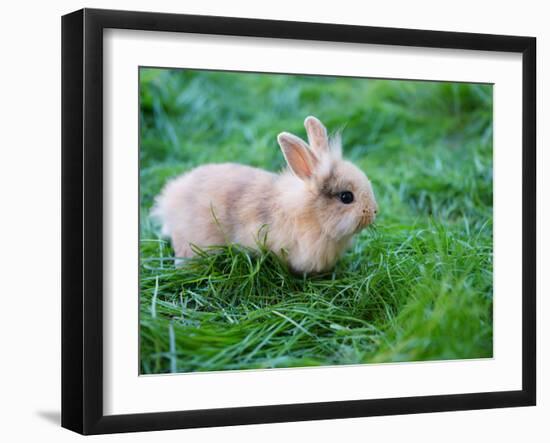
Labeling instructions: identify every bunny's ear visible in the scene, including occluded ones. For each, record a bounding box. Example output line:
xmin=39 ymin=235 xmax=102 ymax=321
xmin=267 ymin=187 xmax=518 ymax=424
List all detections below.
xmin=277 ymin=132 xmax=318 ymax=180
xmin=304 ymin=116 xmax=329 ymax=155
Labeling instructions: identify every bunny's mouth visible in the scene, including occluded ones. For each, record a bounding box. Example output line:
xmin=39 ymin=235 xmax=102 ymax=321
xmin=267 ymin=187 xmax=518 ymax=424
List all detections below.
xmin=355 ymin=213 xmax=374 ymax=232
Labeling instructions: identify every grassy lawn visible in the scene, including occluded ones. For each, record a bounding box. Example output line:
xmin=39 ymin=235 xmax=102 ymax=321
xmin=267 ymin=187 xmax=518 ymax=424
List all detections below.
xmin=139 ymin=68 xmax=493 ymax=374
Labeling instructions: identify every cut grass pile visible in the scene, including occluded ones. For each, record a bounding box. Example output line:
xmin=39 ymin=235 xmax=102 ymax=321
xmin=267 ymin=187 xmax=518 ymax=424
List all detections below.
xmin=139 ymin=68 xmax=493 ymax=374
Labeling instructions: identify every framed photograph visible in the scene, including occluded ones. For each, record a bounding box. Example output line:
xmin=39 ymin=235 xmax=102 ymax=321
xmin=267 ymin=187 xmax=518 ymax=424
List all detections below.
xmin=61 ymin=8 xmax=536 ymax=435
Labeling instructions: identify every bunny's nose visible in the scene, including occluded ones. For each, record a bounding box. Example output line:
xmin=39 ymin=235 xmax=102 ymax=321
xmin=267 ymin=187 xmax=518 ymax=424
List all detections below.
xmin=359 ymin=206 xmax=376 ymax=229
xmin=362 ymin=206 xmax=376 ymax=216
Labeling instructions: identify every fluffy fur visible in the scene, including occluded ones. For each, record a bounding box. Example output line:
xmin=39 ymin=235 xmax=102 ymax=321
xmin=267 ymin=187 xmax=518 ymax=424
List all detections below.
xmin=153 ymin=116 xmax=377 ymax=273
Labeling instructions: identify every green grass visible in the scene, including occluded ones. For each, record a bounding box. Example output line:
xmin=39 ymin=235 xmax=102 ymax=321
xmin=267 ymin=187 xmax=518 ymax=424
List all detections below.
xmin=139 ymin=68 xmax=493 ymax=374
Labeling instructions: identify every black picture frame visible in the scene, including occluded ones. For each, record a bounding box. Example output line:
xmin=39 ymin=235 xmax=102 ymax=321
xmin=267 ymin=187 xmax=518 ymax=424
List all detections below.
xmin=61 ymin=8 xmax=536 ymax=435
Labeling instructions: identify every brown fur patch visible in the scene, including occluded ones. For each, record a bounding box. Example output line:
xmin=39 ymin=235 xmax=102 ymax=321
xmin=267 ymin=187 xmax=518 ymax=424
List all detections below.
xmin=256 ymin=196 xmax=272 ymax=226
xmin=224 ymin=180 xmax=248 ymax=230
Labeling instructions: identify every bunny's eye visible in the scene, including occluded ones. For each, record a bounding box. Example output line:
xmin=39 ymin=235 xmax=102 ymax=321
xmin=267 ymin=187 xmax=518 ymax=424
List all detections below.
xmin=339 ymin=191 xmax=354 ymax=204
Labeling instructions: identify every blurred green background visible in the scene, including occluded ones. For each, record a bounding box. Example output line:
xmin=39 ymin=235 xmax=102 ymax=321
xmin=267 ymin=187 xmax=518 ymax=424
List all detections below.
xmin=139 ymin=68 xmax=493 ymax=374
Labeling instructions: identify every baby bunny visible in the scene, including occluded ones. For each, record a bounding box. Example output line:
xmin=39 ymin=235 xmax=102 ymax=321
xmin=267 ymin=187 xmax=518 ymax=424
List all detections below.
xmin=153 ymin=116 xmax=377 ymax=274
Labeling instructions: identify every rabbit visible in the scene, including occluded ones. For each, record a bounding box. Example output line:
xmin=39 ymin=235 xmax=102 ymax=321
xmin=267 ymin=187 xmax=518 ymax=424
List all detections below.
xmin=153 ymin=116 xmax=377 ymax=274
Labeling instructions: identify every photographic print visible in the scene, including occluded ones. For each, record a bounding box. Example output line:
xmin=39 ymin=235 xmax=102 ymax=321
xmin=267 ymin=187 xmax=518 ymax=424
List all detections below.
xmin=62 ymin=9 xmax=536 ymax=433
xmin=139 ymin=68 xmax=494 ymax=375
